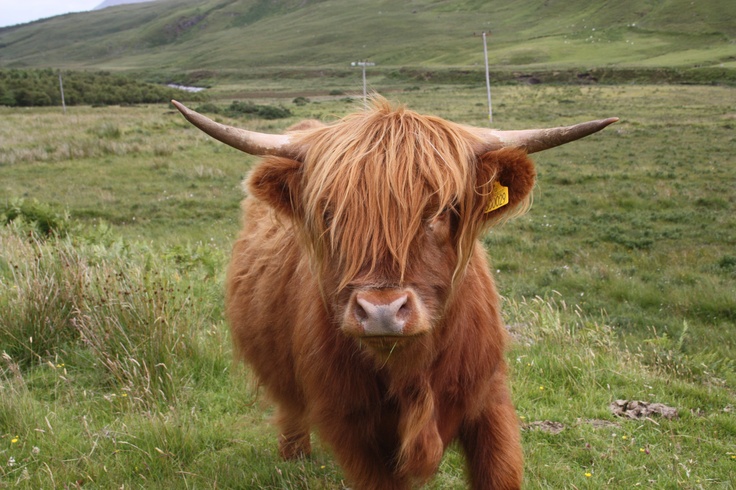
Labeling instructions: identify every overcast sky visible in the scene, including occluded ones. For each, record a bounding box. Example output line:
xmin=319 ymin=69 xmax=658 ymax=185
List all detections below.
xmin=1 ymin=1 xmax=102 ymax=28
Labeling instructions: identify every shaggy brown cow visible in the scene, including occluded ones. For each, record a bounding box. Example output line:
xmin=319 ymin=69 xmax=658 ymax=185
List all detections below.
xmin=172 ymin=98 xmax=616 ymax=489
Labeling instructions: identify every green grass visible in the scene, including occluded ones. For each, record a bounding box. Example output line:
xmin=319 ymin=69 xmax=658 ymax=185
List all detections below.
xmin=0 ymin=227 xmax=733 ymax=488
xmin=1 ymin=84 xmax=735 ymax=487
xmin=4 ymin=83 xmax=732 ymax=363
xmin=0 ymin=0 xmax=734 ymax=84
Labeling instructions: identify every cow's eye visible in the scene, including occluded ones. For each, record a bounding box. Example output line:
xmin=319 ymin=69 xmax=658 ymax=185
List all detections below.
xmin=323 ymin=209 xmax=334 ymax=227
xmin=427 ymin=207 xmax=458 ymax=244
xmin=438 ymin=206 xmax=456 ymax=222
xmin=427 ymin=208 xmax=450 ymax=230
xmin=427 ymin=207 xmax=450 ymax=220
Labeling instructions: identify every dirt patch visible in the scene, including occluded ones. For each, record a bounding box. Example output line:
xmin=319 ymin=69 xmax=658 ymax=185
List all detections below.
xmin=515 ymin=74 xmax=542 ymax=85
xmin=522 ymin=420 xmax=565 ymax=434
xmin=577 ymin=418 xmax=621 ymax=430
xmin=610 ymin=400 xmax=678 ymax=420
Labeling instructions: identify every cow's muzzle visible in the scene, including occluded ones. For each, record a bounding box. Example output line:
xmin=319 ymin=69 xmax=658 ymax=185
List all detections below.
xmin=342 ymin=288 xmax=430 ymax=340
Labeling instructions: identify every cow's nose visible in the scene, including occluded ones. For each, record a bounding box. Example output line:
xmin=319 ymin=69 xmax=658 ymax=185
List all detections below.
xmin=353 ymin=290 xmax=412 ymax=336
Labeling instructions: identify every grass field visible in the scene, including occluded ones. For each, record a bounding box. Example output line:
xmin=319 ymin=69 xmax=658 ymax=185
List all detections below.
xmin=1 ymin=83 xmax=735 ymax=488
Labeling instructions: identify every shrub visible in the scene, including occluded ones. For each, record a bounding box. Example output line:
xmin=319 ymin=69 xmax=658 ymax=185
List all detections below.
xmin=1 ymin=199 xmax=70 ymax=237
xmin=254 ymin=104 xmax=291 ymax=119
xmin=0 ymin=69 xmax=205 ymax=107
xmin=193 ymin=102 xmax=222 ymax=114
xmin=202 ymin=100 xmax=294 ymax=120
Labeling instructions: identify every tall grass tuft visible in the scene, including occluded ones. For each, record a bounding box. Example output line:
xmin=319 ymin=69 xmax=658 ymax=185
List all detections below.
xmin=0 ymin=218 xmax=225 ymax=411
xmin=72 ymin=266 xmax=200 ymax=408
xmin=0 ymin=352 xmax=38 ymax=437
xmin=0 ymin=228 xmax=84 ymax=366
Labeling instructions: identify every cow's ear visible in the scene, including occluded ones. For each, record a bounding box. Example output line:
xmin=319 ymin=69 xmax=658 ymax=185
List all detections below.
xmin=247 ymin=156 xmax=303 ymax=217
xmin=474 ymin=147 xmax=536 ymax=223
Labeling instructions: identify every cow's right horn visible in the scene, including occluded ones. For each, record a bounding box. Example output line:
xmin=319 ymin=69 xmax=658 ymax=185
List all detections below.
xmin=471 ymin=117 xmax=619 ymax=154
xmin=171 ymin=100 xmax=296 ymax=157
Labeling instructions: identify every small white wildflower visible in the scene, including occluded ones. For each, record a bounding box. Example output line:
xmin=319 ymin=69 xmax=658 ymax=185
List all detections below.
xmin=7 ymin=456 xmax=16 ymax=467
xmin=32 ymin=446 xmax=40 ymax=455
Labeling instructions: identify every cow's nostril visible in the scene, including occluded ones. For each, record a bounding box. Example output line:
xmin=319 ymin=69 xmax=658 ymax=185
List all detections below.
xmin=396 ymin=302 xmax=411 ymax=321
xmin=354 ymin=302 xmax=368 ymax=322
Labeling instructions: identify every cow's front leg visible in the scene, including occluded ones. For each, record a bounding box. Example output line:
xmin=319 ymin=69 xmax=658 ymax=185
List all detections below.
xmin=316 ymin=415 xmax=410 ymax=490
xmin=274 ymin=402 xmax=312 ymax=460
xmin=459 ymin=385 xmax=523 ymax=490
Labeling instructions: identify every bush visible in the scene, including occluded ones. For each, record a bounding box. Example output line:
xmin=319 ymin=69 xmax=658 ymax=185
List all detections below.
xmin=193 ymin=102 xmax=222 ymax=114
xmin=195 ymin=100 xmax=293 ymax=120
xmin=226 ymin=100 xmax=258 ymax=116
xmin=0 ymin=69 xmax=205 ymax=107
xmin=221 ymin=100 xmax=292 ymax=119
xmin=253 ymin=104 xmax=291 ymax=119
xmin=1 ymin=199 xmax=70 ymax=237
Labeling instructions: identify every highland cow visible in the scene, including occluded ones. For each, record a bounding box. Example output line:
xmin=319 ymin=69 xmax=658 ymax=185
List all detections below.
xmin=173 ymin=97 xmax=616 ymax=489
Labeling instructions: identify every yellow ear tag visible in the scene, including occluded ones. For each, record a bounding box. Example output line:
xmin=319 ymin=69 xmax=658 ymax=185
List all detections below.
xmin=485 ymin=181 xmax=509 ymax=213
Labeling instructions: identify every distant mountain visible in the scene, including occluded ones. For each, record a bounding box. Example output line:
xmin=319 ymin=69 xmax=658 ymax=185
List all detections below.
xmin=94 ymin=0 xmax=156 ymax=10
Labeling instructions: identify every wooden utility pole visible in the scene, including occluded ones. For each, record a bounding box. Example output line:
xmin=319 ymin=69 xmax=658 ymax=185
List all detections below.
xmin=58 ymin=71 xmax=66 ymax=114
xmin=482 ymin=32 xmax=492 ymax=124
xmin=351 ymin=61 xmax=376 ymax=107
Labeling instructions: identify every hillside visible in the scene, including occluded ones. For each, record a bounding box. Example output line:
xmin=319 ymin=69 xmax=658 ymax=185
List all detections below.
xmin=0 ymin=0 xmax=734 ymax=81
xmin=94 ymin=0 xmax=157 ymax=11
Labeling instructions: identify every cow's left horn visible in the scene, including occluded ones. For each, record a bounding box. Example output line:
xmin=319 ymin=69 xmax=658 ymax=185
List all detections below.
xmin=171 ymin=100 xmax=295 ymax=157
xmin=471 ymin=117 xmax=619 ymax=154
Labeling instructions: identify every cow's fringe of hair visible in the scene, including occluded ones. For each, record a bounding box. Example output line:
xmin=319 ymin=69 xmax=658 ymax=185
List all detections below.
xmin=293 ymin=96 xmax=495 ymax=292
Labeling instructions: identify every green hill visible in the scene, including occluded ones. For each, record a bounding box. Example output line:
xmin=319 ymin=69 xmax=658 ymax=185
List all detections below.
xmin=0 ymin=0 xmax=734 ymax=82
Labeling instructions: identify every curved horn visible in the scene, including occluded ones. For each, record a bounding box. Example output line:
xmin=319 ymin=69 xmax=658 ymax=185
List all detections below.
xmin=471 ymin=117 xmax=619 ymax=154
xmin=171 ymin=100 xmax=295 ymax=157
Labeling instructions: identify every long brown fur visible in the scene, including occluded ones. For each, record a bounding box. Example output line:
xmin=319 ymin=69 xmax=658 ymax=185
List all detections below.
xmin=227 ymin=97 xmax=535 ymax=489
